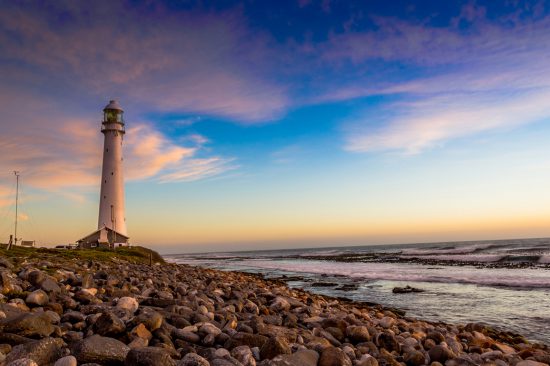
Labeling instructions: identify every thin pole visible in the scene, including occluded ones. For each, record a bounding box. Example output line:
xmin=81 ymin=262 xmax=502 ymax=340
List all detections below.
xmin=14 ymin=171 xmax=19 ymax=247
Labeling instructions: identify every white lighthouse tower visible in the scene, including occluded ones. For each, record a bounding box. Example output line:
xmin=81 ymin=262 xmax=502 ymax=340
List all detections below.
xmin=98 ymin=100 xmax=127 ymax=235
xmin=77 ymin=100 xmax=130 ymax=248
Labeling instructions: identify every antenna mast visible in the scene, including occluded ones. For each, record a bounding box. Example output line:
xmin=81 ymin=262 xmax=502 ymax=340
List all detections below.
xmin=14 ymin=171 xmax=20 ymax=247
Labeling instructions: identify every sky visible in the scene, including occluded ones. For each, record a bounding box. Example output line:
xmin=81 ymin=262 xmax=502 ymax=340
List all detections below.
xmin=1 ymin=0 xmax=550 ymax=253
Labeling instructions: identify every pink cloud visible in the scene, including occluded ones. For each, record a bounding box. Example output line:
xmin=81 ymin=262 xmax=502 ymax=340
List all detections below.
xmin=0 ymin=3 xmax=289 ymax=123
xmin=0 ymin=92 xmax=235 ymax=204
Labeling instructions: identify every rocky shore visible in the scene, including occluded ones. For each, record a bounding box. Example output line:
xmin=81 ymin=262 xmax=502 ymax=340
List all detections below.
xmin=0 ymin=248 xmax=549 ymax=366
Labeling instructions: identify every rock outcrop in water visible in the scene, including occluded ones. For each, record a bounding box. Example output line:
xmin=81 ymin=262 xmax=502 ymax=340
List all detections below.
xmin=0 ymin=248 xmax=549 ymax=366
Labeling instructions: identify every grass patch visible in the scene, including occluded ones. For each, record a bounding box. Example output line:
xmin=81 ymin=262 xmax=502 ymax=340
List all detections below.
xmin=0 ymin=245 xmax=164 ymax=265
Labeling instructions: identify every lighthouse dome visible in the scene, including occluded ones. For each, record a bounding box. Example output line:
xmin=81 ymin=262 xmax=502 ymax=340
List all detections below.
xmin=103 ymin=99 xmax=123 ymax=112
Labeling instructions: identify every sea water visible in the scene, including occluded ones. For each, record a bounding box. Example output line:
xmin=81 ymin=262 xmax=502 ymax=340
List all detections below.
xmin=165 ymin=238 xmax=550 ymax=344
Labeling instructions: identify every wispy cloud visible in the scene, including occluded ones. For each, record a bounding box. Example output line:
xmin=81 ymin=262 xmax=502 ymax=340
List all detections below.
xmin=158 ymin=157 xmax=238 ymax=183
xmin=346 ymin=89 xmax=550 ymax=153
xmin=0 ymin=95 xmax=234 ymax=203
xmin=0 ymin=2 xmax=289 ymax=123
xmin=311 ymin=6 xmax=550 ymax=153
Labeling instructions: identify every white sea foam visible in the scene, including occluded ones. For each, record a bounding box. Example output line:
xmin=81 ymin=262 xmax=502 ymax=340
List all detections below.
xmin=409 ymin=254 xmax=505 ymax=262
xmin=230 ymin=259 xmax=550 ymax=289
xmin=401 ymin=243 xmax=491 ymax=256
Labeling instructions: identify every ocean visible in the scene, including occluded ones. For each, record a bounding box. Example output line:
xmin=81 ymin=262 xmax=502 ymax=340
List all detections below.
xmin=164 ymin=238 xmax=550 ymax=344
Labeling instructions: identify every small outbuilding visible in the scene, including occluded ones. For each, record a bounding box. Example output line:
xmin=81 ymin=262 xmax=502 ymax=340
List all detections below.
xmin=77 ymin=226 xmax=129 ymax=249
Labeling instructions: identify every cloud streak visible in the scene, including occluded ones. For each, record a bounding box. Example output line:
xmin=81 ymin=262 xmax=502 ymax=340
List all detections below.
xmin=309 ymin=6 xmax=550 ymax=153
xmin=0 ymin=2 xmax=289 ymax=123
xmin=0 ymin=96 xmax=234 ymax=205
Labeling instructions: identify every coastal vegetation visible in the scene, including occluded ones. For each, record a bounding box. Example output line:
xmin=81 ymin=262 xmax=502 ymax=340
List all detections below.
xmin=0 ymin=247 xmax=548 ymax=365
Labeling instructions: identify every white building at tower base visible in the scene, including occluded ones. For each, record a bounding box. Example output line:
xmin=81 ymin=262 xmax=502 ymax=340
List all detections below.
xmin=77 ymin=99 xmax=130 ymax=249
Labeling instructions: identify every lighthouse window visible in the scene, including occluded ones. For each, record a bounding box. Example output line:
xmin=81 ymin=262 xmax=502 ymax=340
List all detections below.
xmin=104 ymin=180 xmax=107 ymax=184
xmin=103 ymin=195 xmax=106 ymax=199
xmin=106 ymin=148 xmax=109 ymax=152
xmin=111 ymin=172 xmax=113 ymax=175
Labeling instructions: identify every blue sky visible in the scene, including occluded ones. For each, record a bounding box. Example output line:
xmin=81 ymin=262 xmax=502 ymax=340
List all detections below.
xmin=1 ymin=0 xmax=550 ymax=252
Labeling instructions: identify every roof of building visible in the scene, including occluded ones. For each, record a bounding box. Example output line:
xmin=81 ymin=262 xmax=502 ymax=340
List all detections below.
xmin=103 ymin=99 xmax=123 ymax=112
xmin=77 ymin=226 xmax=129 ymax=242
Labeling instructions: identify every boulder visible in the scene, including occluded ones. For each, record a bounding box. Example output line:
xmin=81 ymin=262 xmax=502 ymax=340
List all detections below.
xmin=231 ymin=345 xmax=256 ymax=366
xmin=177 ymin=353 xmax=210 ymax=366
xmin=404 ymin=350 xmax=426 ymax=366
xmin=356 ymin=354 xmax=378 ymax=366
xmin=346 ymin=326 xmax=370 ymax=343
xmin=1 ymin=271 xmax=17 ymax=295
xmin=72 ymin=335 xmax=130 ymax=365
xmin=260 ymin=336 xmax=291 ymax=360
xmin=269 ymin=349 xmax=319 ymax=366
xmin=54 ymin=356 xmax=78 ymax=366
xmin=132 ymin=309 xmax=163 ymax=331
xmin=428 ymin=345 xmax=454 ymax=364
xmin=376 ymin=332 xmax=400 ymax=353
xmin=116 ymin=297 xmax=139 ymax=314
xmin=40 ymin=278 xmax=61 ymax=293
xmin=0 ymin=257 xmax=13 ymax=269
xmin=124 ymin=347 xmax=176 ymax=366
xmin=92 ymin=312 xmax=126 ymax=336
xmin=516 ymin=362 xmax=548 ymax=366
xmin=319 ymin=347 xmax=352 ymax=366
xmin=27 ymin=271 xmax=46 ymax=286
xmin=270 ymin=297 xmax=290 ymax=312
xmin=224 ymin=332 xmax=269 ymax=350
xmin=2 ymin=312 xmax=54 ymax=338
xmin=5 ymin=337 xmax=65 ymax=365
xmin=25 ymin=290 xmax=49 ymax=307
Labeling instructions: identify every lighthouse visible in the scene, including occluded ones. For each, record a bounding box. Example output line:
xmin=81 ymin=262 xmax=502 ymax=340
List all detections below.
xmin=77 ymin=100 xmax=130 ymax=248
xmin=98 ymin=100 xmax=127 ymax=235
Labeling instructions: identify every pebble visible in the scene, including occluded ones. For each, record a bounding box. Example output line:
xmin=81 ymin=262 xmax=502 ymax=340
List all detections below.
xmin=25 ymin=289 xmax=49 ymax=306
xmin=116 ymin=297 xmax=139 ymax=313
xmin=0 ymin=250 xmax=546 ymax=366
xmin=54 ymin=356 xmax=78 ymax=366
xmin=177 ymin=353 xmax=210 ymax=366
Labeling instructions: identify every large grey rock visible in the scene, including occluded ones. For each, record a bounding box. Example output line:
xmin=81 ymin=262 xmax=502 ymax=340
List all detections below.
xmin=319 ymin=347 xmax=352 ymax=366
xmin=172 ymin=329 xmax=200 ymax=343
xmin=72 ymin=335 xmax=130 ymax=365
xmin=346 ymin=326 xmax=370 ymax=343
xmin=116 ymin=297 xmax=139 ymax=314
xmin=124 ymin=347 xmax=176 ymax=366
xmin=376 ymin=331 xmax=401 ymax=353
xmin=260 ymin=337 xmax=291 ymax=360
xmin=516 ymin=361 xmax=549 ymax=366
xmin=224 ymin=332 xmax=269 ymax=350
xmin=268 ymin=350 xmax=319 ymax=366
xmin=231 ymin=346 xmax=256 ymax=366
xmin=1 ymin=270 xmax=17 ymax=294
xmin=177 ymin=353 xmax=210 ymax=366
xmin=404 ymin=350 xmax=426 ymax=366
xmin=27 ymin=271 xmax=46 ymax=286
xmin=269 ymin=297 xmax=290 ymax=312
xmin=428 ymin=345 xmax=454 ymax=364
xmin=2 ymin=312 xmax=54 ymax=338
xmin=25 ymin=290 xmax=49 ymax=307
xmin=40 ymin=277 xmax=61 ymax=293
xmin=0 ymin=257 xmax=13 ymax=269
xmin=5 ymin=337 xmax=65 ymax=365
xmin=210 ymin=359 xmax=239 ymax=366
xmin=132 ymin=309 xmax=163 ymax=331
xmin=356 ymin=354 xmax=378 ymax=366
xmin=92 ymin=312 xmax=126 ymax=336
xmin=54 ymin=355 xmax=78 ymax=366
